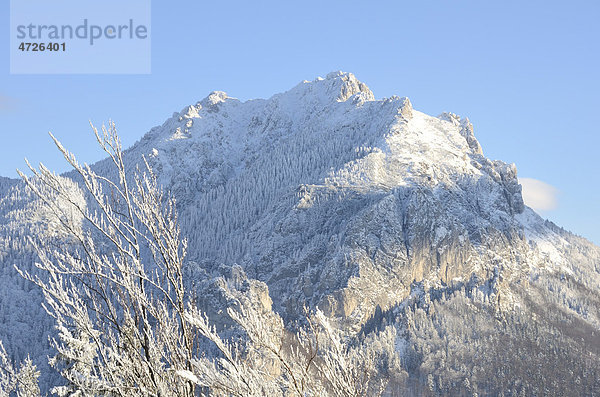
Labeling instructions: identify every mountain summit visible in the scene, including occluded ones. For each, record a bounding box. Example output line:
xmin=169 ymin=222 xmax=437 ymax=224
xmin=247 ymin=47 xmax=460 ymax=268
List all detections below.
xmin=1 ymin=72 xmax=599 ymax=395
xmin=118 ymin=71 xmax=532 ymax=320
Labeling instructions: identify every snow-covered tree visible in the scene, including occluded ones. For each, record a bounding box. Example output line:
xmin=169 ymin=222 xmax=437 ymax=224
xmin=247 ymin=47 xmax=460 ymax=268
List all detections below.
xmin=0 ymin=341 xmax=40 ymax=397
xmin=17 ymin=122 xmax=198 ymax=396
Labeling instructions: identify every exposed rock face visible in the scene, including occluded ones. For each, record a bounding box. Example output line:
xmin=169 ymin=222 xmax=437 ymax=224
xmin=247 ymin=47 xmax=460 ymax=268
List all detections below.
xmin=186 ymin=264 xmax=277 ymax=331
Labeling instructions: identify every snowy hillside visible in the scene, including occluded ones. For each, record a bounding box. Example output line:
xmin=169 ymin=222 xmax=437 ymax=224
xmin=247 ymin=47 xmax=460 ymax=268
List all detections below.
xmin=0 ymin=71 xmax=599 ymax=395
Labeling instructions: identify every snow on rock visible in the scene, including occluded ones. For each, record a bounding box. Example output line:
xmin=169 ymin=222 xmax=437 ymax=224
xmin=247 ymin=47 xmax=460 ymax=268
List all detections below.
xmin=438 ymin=112 xmax=483 ymax=155
xmin=94 ymin=71 xmax=571 ymax=328
xmin=1 ymin=72 xmax=599 ymax=392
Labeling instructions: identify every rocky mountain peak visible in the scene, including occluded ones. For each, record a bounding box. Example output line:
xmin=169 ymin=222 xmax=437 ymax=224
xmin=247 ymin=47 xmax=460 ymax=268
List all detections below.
xmin=438 ymin=112 xmax=483 ymax=155
xmin=1 ymin=72 xmax=599 ymax=396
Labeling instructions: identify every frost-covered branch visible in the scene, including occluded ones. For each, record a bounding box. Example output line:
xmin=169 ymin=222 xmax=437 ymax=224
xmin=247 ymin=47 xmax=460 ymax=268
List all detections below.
xmin=16 ymin=122 xmax=197 ymax=396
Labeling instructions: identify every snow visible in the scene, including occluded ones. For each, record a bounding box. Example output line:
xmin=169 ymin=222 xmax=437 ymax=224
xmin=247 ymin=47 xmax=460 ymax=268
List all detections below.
xmin=0 ymin=70 xmax=599 ymax=393
xmin=515 ymin=207 xmax=572 ymax=273
xmin=88 ymin=71 xmax=571 ymax=320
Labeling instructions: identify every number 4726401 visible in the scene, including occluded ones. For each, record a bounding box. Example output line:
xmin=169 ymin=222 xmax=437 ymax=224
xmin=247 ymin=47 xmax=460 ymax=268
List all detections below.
xmin=18 ymin=42 xmax=66 ymax=51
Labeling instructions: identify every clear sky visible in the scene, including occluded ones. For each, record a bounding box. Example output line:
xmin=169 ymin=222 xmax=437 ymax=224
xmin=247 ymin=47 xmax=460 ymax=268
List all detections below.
xmin=1 ymin=1 xmax=598 ymax=244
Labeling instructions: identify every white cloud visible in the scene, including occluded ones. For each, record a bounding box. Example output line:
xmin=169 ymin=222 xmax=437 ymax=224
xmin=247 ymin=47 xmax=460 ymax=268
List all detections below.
xmin=519 ymin=177 xmax=559 ymax=211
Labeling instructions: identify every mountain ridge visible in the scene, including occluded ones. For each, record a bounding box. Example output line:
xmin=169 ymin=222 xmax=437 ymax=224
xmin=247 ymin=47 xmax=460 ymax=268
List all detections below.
xmin=92 ymin=71 xmax=585 ymax=325
xmin=0 ymin=71 xmax=599 ymax=394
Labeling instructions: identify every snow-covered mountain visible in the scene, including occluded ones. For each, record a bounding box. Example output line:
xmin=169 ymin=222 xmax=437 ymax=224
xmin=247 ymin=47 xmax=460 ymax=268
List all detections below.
xmin=1 ymin=71 xmax=599 ymax=395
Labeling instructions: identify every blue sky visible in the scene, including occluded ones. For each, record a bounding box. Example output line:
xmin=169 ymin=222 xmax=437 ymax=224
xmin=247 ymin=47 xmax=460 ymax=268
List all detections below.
xmin=1 ymin=1 xmax=598 ymax=244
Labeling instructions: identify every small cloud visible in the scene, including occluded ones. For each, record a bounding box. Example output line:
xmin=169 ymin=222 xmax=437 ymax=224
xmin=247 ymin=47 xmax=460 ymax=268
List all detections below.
xmin=519 ymin=177 xmax=559 ymax=211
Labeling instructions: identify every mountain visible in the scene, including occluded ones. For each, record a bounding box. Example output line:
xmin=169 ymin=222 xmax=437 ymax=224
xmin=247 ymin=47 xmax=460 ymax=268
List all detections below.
xmin=1 ymin=71 xmax=599 ymax=395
